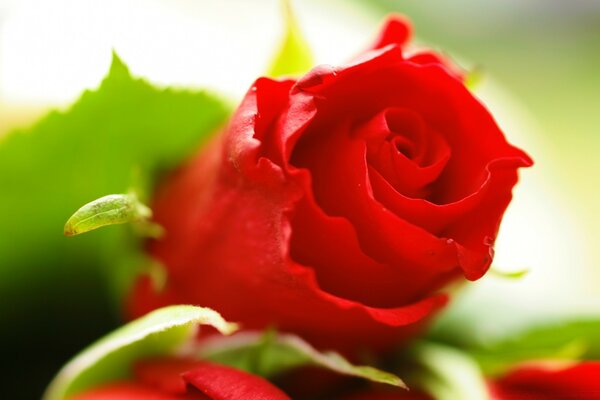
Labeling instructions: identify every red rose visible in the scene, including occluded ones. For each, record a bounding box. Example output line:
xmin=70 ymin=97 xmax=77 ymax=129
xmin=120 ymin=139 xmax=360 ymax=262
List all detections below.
xmin=128 ymin=16 xmax=531 ymax=353
xmin=71 ymin=358 xmax=290 ymax=400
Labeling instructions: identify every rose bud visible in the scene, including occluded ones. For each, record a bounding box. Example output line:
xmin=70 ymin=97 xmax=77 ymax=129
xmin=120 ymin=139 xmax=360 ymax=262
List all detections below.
xmin=127 ymin=16 xmax=532 ymax=354
xmin=71 ymin=358 xmax=291 ymax=400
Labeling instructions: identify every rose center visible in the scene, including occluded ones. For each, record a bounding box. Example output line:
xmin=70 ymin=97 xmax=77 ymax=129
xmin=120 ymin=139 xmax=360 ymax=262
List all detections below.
xmin=390 ymin=134 xmax=416 ymax=160
xmin=353 ymin=107 xmax=451 ymax=199
xmin=354 ymin=108 xmax=433 ymax=166
xmin=386 ymin=110 xmax=424 ymax=161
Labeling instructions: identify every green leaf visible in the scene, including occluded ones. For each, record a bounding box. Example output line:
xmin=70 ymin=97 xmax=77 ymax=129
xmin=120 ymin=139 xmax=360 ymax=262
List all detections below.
xmin=199 ymin=331 xmax=406 ymax=389
xmin=43 ymin=305 xmax=238 ymax=400
xmin=64 ymin=193 xmax=152 ymax=236
xmin=0 ymin=52 xmax=230 ymax=397
xmin=406 ymin=342 xmax=489 ymax=400
xmin=267 ymin=0 xmax=313 ymax=77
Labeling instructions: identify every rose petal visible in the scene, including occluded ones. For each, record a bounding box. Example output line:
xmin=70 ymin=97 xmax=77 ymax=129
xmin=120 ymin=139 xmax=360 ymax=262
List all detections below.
xmin=228 ymin=77 xmax=295 ymax=179
xmin=135 ymin=358 xmax=292 ymax=399
xmin=408 ymin=51 xmax=465 ymax=82
xmin=71 ymin=382 xmax=206 ymax=400
xmin=292 ymin=119 xmax=459 ymax=272
xmin=292 ymin=46 xmax=404 ymax=97
xmin=368 ymin=15 xmax=412 ymax=51
xmin=368 ymin=156 xmax=527 ymax=279
xmin=445 ymin=157 xmax=526 ymax=280
xmin=354 ymin=108 xmax=451 ymax=199
xmin=181 ymin=362 xmax=291 ymax=400
xmin=290 ymin=169 xmax=458 ymax=307
xmin=292 ymin=58 xmax=531 ymax=207
xmin=134 ymin=358 xmax=200 ymax=395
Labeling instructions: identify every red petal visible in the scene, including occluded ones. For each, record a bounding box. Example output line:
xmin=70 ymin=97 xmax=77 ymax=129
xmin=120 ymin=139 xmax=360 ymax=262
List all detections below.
xmin=408 ymin=51 xmax=465 ymax=82
xmin=369 ymin=16 xmax=412 ymax=51
xmin=490 ymin=362 xmax=600 ymax=399
xmin=134 ymin=358 xmax=200 ymax=395
xmin=292 ymin=119 xmax=460 ymax=273
xmin=71 ymin=382 xmax=206 ymax=400
xmin=228 ymin=77 xmax=295 ymax=172
xmin=290 ymin=168 xmax=457 ymax=307
xmin=355 ymin=108 xmax=451 ymax=199
xmin=181 ymin=362 xmax=291 ymax=400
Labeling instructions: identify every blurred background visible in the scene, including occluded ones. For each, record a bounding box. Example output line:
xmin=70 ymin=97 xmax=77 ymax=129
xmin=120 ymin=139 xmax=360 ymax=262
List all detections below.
xmin=1 ymin=0 xmax=599 ymax=398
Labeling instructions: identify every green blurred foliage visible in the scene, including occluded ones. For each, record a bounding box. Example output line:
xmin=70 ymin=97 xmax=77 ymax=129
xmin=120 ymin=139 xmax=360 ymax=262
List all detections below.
xmin=430 ymin=318 xmax=600 ymax=376
xmin=0 ymin=54 xmax=230 ymax=399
